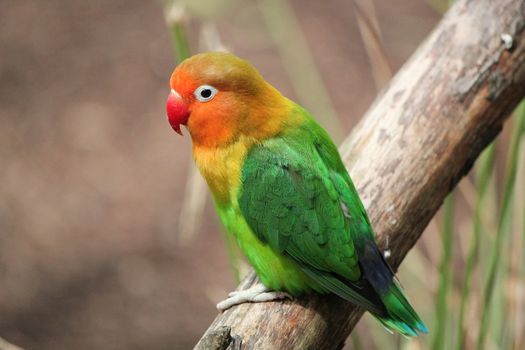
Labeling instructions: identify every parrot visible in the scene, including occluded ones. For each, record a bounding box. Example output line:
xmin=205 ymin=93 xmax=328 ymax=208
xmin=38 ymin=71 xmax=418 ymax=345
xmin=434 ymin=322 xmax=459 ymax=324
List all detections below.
xmin=166 ymin=52 xmax=427 ymax=336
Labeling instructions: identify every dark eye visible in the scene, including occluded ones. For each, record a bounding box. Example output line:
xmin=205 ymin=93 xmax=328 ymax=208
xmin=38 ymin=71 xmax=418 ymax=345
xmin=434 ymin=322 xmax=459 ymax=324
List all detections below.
xmin=194 ymin=85 xmax=218 ymax=102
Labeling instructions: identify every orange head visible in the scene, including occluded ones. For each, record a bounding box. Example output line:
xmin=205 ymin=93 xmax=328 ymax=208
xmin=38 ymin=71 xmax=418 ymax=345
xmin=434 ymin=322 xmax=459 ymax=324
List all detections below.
xmin=167 ymin=52 xmax=290 ymax=148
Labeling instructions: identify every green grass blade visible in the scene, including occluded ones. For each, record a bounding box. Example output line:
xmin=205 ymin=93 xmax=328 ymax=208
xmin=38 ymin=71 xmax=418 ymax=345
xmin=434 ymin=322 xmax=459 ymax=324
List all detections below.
xmin=455 ymin=144 xmax=495 ymax=350
xmin=432 ymin=193 xmax=455 ymax=350
xmin=517 ymin=137 xmax=525 ymax=349
xmin=163 ymin=1 xmax=191 ymax=63
xmin=504 ymin=111 xmax=525 ymax=349
xmin=170 ymin=22 xmax=191 ymax=64
xmin=476 ymin=100 xmax=525 ymax=350
xmin=517 ymin=136 xmax=525 ymax=349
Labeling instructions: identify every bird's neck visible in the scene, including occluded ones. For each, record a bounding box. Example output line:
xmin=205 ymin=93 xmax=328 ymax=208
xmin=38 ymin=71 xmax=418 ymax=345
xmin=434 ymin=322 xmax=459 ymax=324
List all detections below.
xmin=192 ymin=135 xmax=256 ymax=205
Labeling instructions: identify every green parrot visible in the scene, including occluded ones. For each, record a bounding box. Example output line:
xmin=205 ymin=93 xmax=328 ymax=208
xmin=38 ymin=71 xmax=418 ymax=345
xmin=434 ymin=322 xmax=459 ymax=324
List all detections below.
xmin=166 ymin=52 xmax=427 ymax=336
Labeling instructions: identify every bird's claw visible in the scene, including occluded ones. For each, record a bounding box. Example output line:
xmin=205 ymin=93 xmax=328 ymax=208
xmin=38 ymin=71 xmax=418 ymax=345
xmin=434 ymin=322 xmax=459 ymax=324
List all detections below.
xmin=217 ymin=284 xmax=292 ymax=311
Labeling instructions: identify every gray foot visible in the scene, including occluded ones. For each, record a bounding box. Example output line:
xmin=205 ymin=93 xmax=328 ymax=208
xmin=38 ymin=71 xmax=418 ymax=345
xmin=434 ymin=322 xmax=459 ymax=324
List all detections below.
xmin=216 ymin=283 xmax=292 ymax=311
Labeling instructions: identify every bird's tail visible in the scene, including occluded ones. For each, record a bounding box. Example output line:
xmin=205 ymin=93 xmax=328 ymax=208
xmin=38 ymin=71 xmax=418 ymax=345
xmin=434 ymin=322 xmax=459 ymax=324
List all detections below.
xmin=374 ymin=279 xmax=428 ymax=337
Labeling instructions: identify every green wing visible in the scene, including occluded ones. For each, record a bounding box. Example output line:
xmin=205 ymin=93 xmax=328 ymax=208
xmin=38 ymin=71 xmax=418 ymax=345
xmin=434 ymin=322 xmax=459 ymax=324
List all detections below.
xmin=238 ymin=136 xmax=385 ymax=314
xmin=238 ymin=116 xmax=427 ymax=335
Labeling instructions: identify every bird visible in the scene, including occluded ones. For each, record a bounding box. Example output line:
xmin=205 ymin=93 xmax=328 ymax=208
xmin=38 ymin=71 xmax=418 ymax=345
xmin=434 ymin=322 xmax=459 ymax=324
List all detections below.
xmin=166 ymin=51 xmax=427 ymax=336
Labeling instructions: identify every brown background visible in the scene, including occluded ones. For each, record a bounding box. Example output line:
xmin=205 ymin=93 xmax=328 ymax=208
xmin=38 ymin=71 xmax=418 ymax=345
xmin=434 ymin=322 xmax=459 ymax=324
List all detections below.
xmin=0 ymin=1 xmax=438 ymax=349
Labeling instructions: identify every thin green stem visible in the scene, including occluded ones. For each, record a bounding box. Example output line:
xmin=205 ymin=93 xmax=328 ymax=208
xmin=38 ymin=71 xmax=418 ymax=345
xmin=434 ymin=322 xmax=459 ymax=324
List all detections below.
xmin=170 ymin=22 xmax=191 ymax=63
xmin=513 ymin=138 xmax=525 ymax=349
xmin=163 ymin=1 xmax=191 ymax=63
xmin=476 ymin=101 xmax=525 ymax=350
xmin=455 ymin=144 xmax=495 ymax=350
xmin=432 ymin=193 xmax=455 ymax=350
xmin=519 ymin=136 xmax=525 ymax=349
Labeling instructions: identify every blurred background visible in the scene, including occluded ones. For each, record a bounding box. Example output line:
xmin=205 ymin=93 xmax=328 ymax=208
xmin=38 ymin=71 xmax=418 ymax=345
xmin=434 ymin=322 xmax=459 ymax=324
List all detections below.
xmin=0 ymin=0 xmax=523 ymax=349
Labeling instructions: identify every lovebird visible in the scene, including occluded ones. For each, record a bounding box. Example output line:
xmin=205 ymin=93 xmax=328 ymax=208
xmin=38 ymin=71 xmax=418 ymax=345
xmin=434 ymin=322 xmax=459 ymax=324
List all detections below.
xmin=166 ymin=52 xmax=427 ymax=336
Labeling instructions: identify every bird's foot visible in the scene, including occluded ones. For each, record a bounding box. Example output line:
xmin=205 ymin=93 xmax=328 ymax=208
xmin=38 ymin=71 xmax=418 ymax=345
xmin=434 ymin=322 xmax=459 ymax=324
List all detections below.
xmin=216 ymin=283 xmax=292 ymax=311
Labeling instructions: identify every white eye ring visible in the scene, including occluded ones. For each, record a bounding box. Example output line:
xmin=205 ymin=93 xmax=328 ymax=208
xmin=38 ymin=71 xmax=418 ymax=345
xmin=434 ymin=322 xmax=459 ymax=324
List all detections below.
xmin=194 ymin=85 xmax=218 ymax=102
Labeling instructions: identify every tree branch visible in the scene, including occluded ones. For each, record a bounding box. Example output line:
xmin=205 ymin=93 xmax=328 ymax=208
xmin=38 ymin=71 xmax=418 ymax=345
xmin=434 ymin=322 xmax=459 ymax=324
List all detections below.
xmin=195 ymin=0 xmax=525 ymax=348
xmin=0 ymin=338 xmax=24 ymax=350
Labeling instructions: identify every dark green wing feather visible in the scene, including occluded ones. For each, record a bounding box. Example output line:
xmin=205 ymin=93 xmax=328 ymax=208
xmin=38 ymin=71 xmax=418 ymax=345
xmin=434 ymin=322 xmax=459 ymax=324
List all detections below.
xmin=238 ymin=136 xmax=386 ymax=314
xmin=238 ymin=107 xmax=427 ymax=335
xmin=240 ymin=138 xmax=358 ymax=276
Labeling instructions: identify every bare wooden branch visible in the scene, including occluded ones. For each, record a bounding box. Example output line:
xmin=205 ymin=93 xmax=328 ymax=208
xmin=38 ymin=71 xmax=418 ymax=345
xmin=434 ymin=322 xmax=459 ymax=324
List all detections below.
xmin=0 ymin=338 xmax=24 ymax=350
xmin=195 ymin=0 xmax=525 ymax=349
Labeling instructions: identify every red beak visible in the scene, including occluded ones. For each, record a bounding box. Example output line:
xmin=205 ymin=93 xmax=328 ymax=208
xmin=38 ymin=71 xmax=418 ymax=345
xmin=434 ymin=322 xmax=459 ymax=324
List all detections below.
xmin=166 ymin=89 xmax=190 ymax=135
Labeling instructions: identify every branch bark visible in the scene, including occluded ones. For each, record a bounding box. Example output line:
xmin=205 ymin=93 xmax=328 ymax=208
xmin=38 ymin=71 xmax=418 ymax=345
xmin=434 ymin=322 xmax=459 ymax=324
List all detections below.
xmin=0 ymin=338 xmax=24 ymax=350
xmin=195 ymin=0 xmax=525 ymax=348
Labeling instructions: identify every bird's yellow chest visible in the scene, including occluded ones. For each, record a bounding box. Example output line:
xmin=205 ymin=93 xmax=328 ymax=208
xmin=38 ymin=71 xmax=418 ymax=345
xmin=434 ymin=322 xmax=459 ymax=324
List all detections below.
xmin=192 ymin=140 xmax=250 ymax=204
